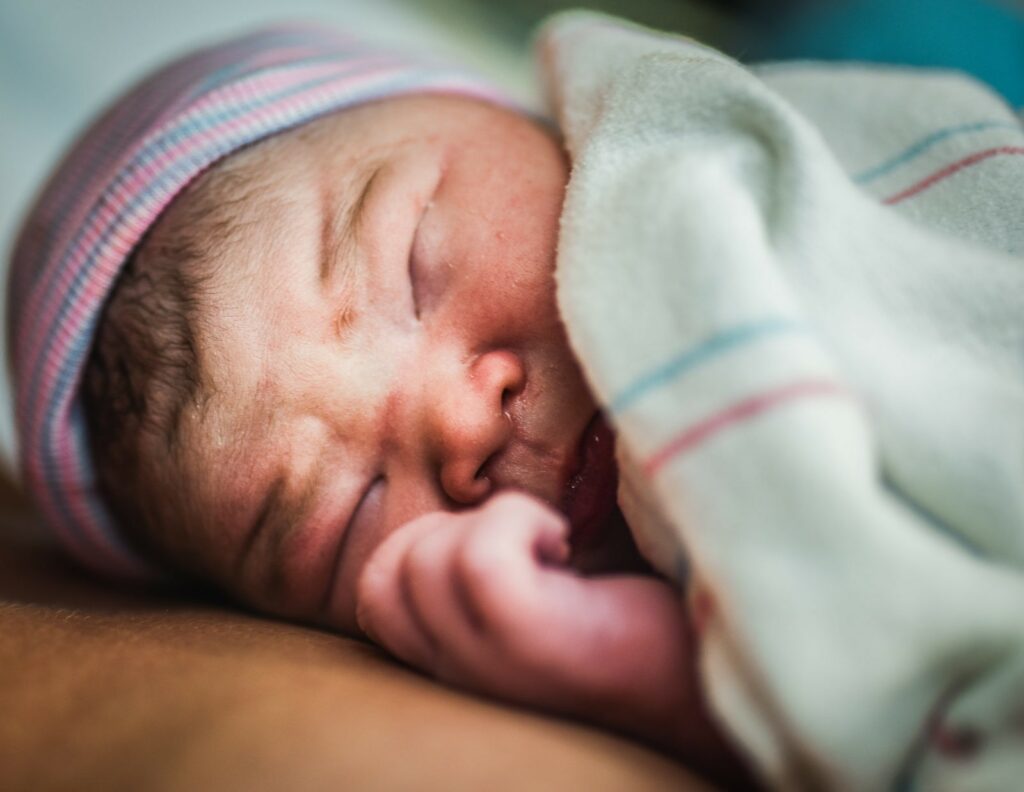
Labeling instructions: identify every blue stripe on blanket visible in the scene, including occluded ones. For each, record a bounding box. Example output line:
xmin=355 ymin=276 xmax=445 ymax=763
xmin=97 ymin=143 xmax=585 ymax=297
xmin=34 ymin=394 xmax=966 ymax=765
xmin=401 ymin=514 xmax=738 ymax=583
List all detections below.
xmin=854 ymin=120 xmax=1021 ymax=184
xmin=608 ymin=317 xmax=809 ymax=415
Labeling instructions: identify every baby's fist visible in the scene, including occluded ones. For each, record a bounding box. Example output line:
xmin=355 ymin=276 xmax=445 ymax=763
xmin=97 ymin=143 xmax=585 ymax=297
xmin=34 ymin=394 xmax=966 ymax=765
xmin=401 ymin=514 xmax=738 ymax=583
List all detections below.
xmin=355 ymin=491 xmax=574 ymax=692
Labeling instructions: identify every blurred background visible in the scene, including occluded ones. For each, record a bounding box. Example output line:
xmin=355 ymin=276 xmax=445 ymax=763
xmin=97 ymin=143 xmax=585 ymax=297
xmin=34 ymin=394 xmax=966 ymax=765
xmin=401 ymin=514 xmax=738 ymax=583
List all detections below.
xmin=0 ymin=0 xmax=1021 ymax=464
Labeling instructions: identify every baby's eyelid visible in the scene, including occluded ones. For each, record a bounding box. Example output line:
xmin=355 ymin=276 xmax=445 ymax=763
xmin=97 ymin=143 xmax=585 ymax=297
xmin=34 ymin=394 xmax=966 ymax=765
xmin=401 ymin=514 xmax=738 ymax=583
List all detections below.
xmin=407 ymin=211 xmax=429 ymax=321
xmin=408 ymin=249 xmax=422 ymax=320
xmin=320 ymin=476 xmax=384 ymax=617
xmin=356 ymin=475 xmax=385 ymax=519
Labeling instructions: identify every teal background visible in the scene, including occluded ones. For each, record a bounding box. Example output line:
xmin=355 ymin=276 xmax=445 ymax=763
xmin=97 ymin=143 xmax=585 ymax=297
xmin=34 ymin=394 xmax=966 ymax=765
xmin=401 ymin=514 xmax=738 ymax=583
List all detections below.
xmin=736 ymin=0 xmax=1024 ymax=105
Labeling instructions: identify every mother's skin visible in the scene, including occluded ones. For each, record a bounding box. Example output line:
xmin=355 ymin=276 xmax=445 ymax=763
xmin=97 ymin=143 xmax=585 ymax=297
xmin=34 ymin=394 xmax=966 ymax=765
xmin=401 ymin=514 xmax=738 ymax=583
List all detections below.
xmin=0 ymin=475 xmax=709 ymax=792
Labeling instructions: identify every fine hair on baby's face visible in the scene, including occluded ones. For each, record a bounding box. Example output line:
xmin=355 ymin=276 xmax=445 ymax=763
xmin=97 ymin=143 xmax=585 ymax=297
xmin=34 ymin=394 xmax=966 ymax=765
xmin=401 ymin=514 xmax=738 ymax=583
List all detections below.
xmin=88 ymin=94 xmax=612 ymax=632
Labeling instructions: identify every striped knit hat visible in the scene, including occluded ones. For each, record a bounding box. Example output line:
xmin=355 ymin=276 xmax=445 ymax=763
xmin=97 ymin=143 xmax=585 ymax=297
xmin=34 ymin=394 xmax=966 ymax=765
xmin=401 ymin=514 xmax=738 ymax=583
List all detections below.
xmin=8 ymin=23 xmax=511 ymax=580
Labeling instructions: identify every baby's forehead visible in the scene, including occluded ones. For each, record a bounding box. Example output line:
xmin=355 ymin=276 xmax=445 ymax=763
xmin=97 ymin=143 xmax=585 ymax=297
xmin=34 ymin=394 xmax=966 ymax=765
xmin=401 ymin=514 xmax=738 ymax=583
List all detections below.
xmin=175 ymin=110 xmax=374 ymax=241
xmin=172 ymin=97 xmax=472 ymax=304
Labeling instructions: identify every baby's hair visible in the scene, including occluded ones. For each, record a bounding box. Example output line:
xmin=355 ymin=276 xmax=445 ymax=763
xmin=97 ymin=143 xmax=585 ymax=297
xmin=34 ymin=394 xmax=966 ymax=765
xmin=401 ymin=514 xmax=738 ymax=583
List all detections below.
xmin=81 ymin=122 xmax=326 ymax=574
xmin=82 ymin=209 xmax=205 ymax=563
xmin=81 ymin=157 xmax=260 ymax=568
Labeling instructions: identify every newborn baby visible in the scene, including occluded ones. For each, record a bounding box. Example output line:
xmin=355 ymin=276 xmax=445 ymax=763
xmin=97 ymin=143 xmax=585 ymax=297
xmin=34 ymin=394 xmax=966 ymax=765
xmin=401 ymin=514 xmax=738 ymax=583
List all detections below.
xmin=95 ymin=92 xmax=724 ymax=756
xmin=9 ymin=23 xmax=744 ymax=786
xmin=26 ymin=16 xmax=1023 ymax=790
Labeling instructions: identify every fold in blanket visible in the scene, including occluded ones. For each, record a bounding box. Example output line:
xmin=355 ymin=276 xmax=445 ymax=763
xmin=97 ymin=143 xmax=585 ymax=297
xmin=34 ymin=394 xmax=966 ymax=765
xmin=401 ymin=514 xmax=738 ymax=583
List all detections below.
xmin=538 ymin=11 xmax=1024 ymax=790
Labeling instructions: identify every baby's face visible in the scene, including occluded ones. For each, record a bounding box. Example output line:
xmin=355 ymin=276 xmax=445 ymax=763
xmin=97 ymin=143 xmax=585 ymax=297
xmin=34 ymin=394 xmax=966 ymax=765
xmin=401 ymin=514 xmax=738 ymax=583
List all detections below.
xmin=159 ymin=95 xmax=617 ymax=632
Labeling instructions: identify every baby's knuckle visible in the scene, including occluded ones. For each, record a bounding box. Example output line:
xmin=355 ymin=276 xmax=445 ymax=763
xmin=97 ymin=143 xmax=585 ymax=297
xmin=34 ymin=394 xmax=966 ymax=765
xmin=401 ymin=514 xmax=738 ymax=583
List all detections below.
xmin=455 ymin=538 xmax=504 ymax=591
xmin=405 ymin=538 xmax=443 ymax=589
xmin=459 ymin=586 xmax=528 ymax=649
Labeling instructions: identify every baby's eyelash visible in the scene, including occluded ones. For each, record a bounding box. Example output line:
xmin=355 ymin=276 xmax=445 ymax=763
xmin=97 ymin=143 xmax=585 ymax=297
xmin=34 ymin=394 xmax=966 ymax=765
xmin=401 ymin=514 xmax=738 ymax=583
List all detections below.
xmin=350 ymin=476 xmax=386 ymax=536
xmin=320 ymin=476 xmax=384 ymax=617
xmin=408 ymin=255 xmax=422 ymax=320
xmin=407 ymin=199 xmax=434 ymax=321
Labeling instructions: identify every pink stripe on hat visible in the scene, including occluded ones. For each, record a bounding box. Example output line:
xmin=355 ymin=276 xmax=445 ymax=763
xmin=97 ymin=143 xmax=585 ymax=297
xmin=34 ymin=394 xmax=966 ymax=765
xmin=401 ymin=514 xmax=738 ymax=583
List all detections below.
xmin=8 ymin=23 xmax=513 ymax=579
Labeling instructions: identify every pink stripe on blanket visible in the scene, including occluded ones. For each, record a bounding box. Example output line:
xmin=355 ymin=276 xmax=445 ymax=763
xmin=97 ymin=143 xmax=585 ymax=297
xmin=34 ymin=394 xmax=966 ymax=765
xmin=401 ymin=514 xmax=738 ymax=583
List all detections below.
xmin=643 ymin=379 xmax=848 ymax=476
xmin=883 ymin=146 xmax=1024 ymax=205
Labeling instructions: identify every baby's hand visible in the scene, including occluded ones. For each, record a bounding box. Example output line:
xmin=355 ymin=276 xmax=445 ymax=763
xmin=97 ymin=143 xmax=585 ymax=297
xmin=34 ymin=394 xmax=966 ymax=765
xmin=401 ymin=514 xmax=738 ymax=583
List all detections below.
xmin=356 ymin=491 xmax=574 ymax=698
xmin=356 ymin=492 xmax=745 ymax=781
xmin=356 ymin=493 xmax=582 ymax=698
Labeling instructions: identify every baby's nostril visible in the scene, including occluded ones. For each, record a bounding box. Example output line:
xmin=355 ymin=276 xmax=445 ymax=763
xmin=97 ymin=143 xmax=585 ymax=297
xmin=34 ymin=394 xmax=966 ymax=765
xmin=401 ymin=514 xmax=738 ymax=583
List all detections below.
xmin=474 ymin=455 xmax=493 ymax=484
xmin=470 ymin=469 xmax=493 ymax=503
xmin=502 ymin=366 xmax=526 ymax=403
xmin=442 ymin=459 xmax=493 ymax=505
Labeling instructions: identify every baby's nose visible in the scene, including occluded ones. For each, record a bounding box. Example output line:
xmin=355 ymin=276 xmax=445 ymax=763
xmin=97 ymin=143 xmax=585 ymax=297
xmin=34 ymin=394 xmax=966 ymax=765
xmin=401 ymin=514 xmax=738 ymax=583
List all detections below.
xmin=432 ymin=349 xmax=525 ymax=505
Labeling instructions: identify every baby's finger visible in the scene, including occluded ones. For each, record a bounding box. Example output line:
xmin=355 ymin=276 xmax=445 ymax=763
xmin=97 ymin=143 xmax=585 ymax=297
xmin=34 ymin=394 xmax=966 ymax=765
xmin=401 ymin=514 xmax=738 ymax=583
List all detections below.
xmin=452 ymin=492 xmax=571 ymax=640
xmin=484 ymin=491 xmax=572 ymax=566
xmin=355 ymin=515 xmax=443 ymax=671
xmin=397 ymin=520 xmax=497 ymax=684
xmin=383 ymin=494 xmax=574 ymax=694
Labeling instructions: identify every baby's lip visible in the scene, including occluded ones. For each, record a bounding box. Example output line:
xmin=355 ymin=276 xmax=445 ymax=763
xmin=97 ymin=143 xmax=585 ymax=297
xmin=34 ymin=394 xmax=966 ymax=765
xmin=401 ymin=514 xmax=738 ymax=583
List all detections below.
xmin=560 ymin=411 xmax=618 ymax=551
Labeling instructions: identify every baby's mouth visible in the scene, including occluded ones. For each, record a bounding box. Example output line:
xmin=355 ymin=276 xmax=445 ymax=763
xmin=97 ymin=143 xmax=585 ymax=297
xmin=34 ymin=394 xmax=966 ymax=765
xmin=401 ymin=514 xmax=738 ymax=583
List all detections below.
xmin=558 ymin=412 xmax=653 ymax=576
xmin=560 ymin=411 xmax=619 ymax=555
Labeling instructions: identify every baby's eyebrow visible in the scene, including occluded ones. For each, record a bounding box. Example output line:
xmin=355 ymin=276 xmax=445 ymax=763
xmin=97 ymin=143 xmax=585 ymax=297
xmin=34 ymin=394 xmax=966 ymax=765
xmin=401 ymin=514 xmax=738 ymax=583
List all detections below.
xmin=320 ymin=161 xmax=383 ymax=287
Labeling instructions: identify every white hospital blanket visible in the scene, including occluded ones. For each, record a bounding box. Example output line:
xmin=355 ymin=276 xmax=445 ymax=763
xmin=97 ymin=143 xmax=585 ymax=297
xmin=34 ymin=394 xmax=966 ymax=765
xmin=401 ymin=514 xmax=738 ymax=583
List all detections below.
xmin=539 ymin=11 xmax=1024 ymax=790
